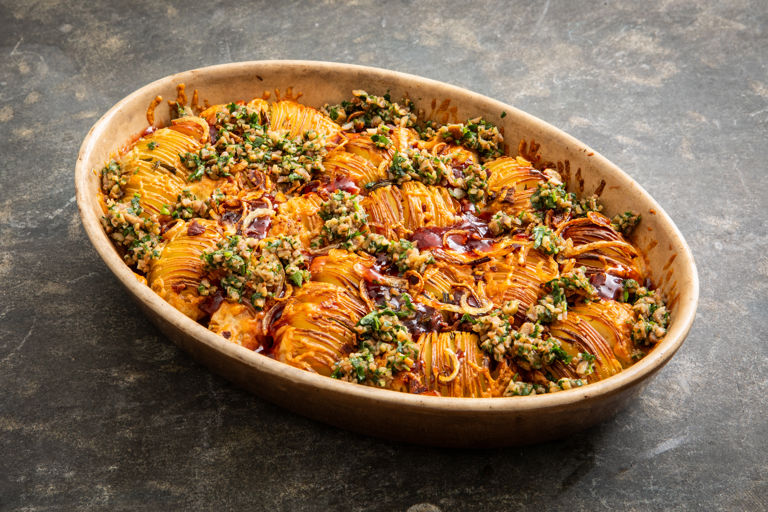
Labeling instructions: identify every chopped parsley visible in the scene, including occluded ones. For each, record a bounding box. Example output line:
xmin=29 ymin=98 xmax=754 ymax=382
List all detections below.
xmin=100 ymin=193 xmax=161 ymax=272
xmin=100 ymin=159 xmax=128 ymax=199
xmin=321 ymin=90 xmax=417 ymax=131
xmin=332 ymin=294 xmax=419 ymax=387
xmin=437 ymin=118 xmax=503 ymax=161
xmin=315 ymin=190 xmax=369 ymax=247
xmin=611 ymin=211 xmax=641 ymax=236
xmin=201 ymin=234 xmax=308 ymax=309
xmin=532 ymin=225 xmax=563 ymax=255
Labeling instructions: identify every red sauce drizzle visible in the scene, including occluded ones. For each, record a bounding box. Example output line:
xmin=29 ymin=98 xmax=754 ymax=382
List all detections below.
xmin=187 ymin=220 xmax=205 ymax=236
xmin=589 ymin=272 xmax=625 ymax=301
xmin=199 ymin=290 xmax=225 ymax=315
xmin=300 ymin=175 xmax=360 ymax=195
xmin=243 ymin=216 xmax=271 ymax=239
xmin=409 ymin=212 xmax=494 ymax=255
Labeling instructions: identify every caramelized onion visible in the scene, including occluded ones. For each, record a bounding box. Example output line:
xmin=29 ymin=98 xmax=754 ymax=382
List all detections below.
xmin=563 ymin=240 xmax=637 ymax=258
xmin=438 ymin=347 xmax=461 ymax=383
xmin=358 ymin=279 xmax=376 ymax=311
xmin=262 ymin=301 xmax=286 ymax=334
xmin=458 ymin=288 xmax=494 ymax=315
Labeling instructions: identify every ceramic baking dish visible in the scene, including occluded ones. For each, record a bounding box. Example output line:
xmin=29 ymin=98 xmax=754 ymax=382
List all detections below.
xmin=75 ymin=61 xmax=698 ymax=447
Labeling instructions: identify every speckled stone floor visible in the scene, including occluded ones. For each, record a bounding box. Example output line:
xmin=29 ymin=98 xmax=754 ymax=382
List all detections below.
xmin=1 ymin=1 xmax=766 ymax=510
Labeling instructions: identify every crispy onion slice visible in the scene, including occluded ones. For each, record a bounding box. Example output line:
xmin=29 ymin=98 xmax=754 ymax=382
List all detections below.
xmin=358 ymin=278 xmax=376 ymax=311
xmin=403 ymin=270 xmax=425 ymax=296
xmin=442 ymin=229 xmax=470 ymax=247
xmin=438 ymin=347 xmax=461 ymax=383
xmin=457 ymin=285 xmax=494 ymax=315
xmin=562 ymin=240 xmax=638 ymax=258
xmin=274 ymin=282 xmax=293 ymax=302
xmin=240 ymin=205 xmax=276 ymax=232
xmin=418 ymin=287 xmax=493 ymax=316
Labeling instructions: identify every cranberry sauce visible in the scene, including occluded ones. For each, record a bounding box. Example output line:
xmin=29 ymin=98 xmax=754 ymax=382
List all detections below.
xmin=186 ymin=220 xmax=206 ymax=236
xmin=299 ymin=175 xmax=360 ymax=196
xmin=199 ymin=290 xmax=226 ymax=316
xmin=589 ymin=272 xmax=625 ymax=301
xmin=242 ymin=214 xmax=271 ymax=239
xmin=409 ymin=211 xmax=495 ymax=255
xmin=208 ymin=125 xmax=219 ymax=144
xmin=220 ymin=210 xmax=242 ymax=225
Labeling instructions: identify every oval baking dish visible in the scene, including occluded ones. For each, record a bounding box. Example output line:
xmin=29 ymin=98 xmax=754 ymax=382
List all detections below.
xmin=75 ymin=61 xmax=698 ymax=447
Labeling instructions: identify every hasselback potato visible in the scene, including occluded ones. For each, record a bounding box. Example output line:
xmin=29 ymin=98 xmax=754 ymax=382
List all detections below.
xmin=96 ymin=88 xmax=669 ymax=398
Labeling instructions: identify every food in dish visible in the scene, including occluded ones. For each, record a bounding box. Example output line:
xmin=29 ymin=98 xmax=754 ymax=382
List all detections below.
xmin=95 ymin=87 xmax=669 ymax=397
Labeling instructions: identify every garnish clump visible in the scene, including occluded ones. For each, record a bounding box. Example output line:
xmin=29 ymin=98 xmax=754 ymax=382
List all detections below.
xmin=332 ymin=294 xmax=419 ymax=387
xmin=322 ymin=90 xmax=417 ymax=131
xmin=101 ymin=194 xmax=161 ymax=272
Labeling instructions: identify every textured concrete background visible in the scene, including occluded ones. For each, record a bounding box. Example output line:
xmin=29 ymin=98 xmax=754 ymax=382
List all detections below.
xmin=1 ymin=0 xmax=766 ymax=510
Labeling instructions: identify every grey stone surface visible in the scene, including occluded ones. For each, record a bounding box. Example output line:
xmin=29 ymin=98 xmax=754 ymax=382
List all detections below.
xmin=0 ymin=0 xmax=766 ymax=510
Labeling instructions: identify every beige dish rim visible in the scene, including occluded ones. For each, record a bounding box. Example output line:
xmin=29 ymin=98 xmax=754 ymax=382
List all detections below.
xmin=75 ymin=60 xmax=699 ymax=413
